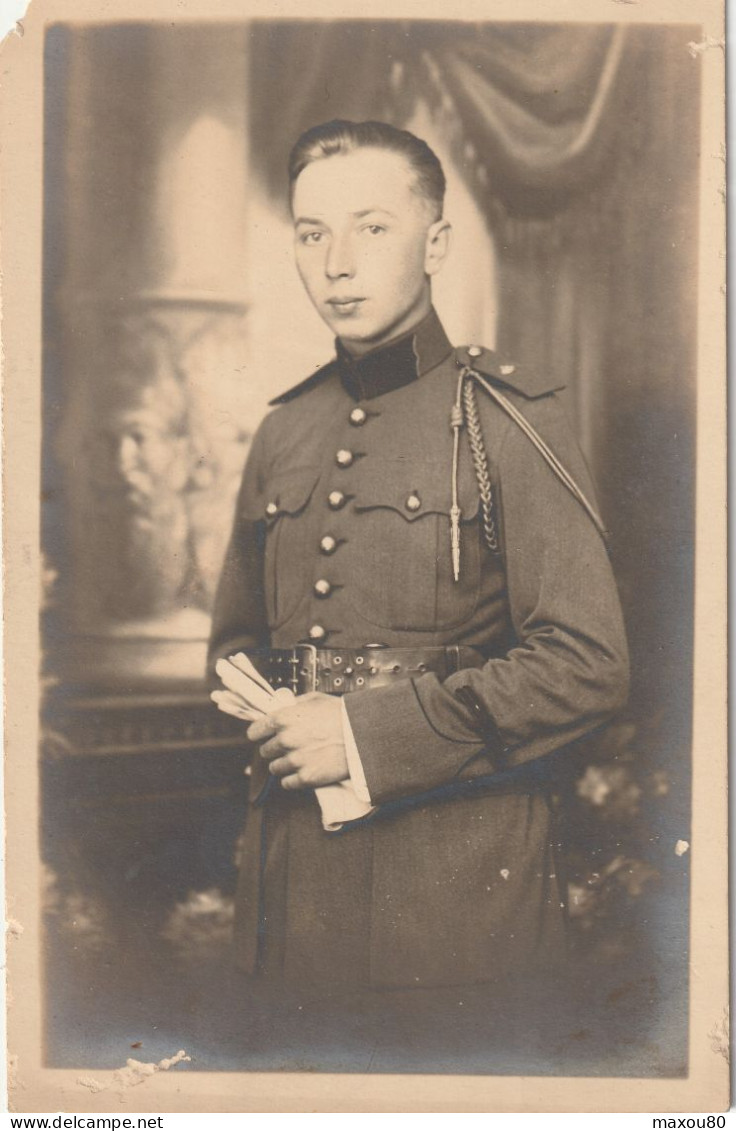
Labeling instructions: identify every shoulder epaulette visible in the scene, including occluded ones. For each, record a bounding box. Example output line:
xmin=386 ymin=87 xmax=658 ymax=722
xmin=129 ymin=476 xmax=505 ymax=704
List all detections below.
xmin=454 ymin=346 xmax=564 ymax=400
xmin=268 ymin=359 xmax=339 ymax=407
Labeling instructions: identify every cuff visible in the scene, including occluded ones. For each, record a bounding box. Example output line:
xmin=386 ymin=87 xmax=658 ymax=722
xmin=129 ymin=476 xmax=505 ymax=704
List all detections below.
xmin=343 ymin=678 xmax=489 ymax=805
xmin=312 ymin=698 xmax=377 ymax=832
xmin=340 ymin=697 xmax=372 ymax=804
xmin=314 ymin=782 xmax=375 ymax=833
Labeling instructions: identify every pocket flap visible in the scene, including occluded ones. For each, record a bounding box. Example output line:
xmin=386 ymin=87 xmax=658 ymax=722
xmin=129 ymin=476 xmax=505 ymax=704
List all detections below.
xmin=353 ymin=461 xmax=480 ymax=523
xmin=258 ymin=467 xmax=321 ymax=522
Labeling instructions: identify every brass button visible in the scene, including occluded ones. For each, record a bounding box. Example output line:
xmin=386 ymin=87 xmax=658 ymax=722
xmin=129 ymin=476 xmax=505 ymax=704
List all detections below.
xmin=336 ymin=449 xmax=354 ymax=468
xmin=500 ymin=363 xmax=516 ymax=376
xmin=349 ymin=407 xmax=367 ymax=426
xmin=308 ymin=624 xmax=327 ymax=641
xmin=320 ymin=535 xmax=338 ymax=555
xmin=314 ymin=579 xmax=332 ymax=598
xmin=265 ymin=501 xmax=279 ymax=517
xmin=328 ymin=490 xmax=346 ymax=510
xmin=405 ymin=494 xmax=421 ymax=512
xmin=467 ymin=345 xmax=483 ymax=358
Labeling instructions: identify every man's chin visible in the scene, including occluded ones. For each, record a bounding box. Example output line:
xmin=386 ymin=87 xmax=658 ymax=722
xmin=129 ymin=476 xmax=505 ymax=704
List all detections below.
xmin=336 ymin=326 xmax=375 ymax=347
xmin=328 ymin=314 xmax=397 ymax=350
xmin=320 ymin=303 xmax=427 ymax=355
xmin=323 ymin=313 xmax=373 ymax=340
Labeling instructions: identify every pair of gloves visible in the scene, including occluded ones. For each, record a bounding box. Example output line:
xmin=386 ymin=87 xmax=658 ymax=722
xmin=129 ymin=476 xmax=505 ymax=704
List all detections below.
xmin=211 ymin=653 xmax=374 ymax=831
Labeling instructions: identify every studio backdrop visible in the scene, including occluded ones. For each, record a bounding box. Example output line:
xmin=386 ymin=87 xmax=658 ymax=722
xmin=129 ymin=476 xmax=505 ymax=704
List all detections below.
xmin=40 ymin=21 xmax=698 ymax=1073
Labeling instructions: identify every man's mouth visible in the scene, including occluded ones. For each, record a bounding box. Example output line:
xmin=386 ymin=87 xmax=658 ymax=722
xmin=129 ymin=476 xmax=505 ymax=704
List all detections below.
xmin=326 ymin=297 xmax=365 ymax=315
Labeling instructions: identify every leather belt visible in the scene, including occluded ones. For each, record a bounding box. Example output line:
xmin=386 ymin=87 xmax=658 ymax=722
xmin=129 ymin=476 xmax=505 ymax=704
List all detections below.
xmin=247 ymin=644 xmax=485 ymax=697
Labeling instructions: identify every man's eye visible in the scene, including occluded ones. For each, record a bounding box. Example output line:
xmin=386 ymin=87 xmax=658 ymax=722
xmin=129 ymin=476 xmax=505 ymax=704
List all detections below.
xmin=363 ymin=224 xmax=386 ymax=236
xmin=300 ymin=231 xmax=324 ymax=245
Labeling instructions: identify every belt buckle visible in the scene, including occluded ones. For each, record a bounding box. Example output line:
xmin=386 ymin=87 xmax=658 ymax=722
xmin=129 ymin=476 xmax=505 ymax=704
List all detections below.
xmin=292 ymin=643 xmax=318 ymax=694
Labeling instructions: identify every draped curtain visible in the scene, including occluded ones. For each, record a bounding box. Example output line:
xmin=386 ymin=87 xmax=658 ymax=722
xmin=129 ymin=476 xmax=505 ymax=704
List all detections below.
xmin=251 ymin=23 xmax=627 ymax=213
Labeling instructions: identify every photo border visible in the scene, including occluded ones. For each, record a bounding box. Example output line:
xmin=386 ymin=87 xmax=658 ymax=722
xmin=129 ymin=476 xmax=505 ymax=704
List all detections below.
xmin=1 ymin=0 xmax=727 ymax=1112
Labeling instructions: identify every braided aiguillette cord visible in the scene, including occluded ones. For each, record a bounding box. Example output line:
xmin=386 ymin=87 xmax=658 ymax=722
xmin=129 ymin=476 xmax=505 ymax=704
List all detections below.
xmin=450 ymin=371 xmax=500 ymax=581
xmin=462 ymin=379 xmax=499 ymax=554
xmin=464 ymin=367 xmax=609 ymax=541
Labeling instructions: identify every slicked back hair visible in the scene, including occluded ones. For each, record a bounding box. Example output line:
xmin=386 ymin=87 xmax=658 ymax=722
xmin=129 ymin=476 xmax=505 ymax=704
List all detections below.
xmin=288 ymin=119 xmax=446 ymax=220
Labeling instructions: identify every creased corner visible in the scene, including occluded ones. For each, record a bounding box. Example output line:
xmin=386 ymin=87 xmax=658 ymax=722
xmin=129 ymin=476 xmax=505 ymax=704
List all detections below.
xmin=6 ymin=918 xmax=24 ymax=939
xmin=709 ymin=1008 xmax=729 ymax=1063
xmin=0 ymin=0 xmax=31 ymax=49
xmin=73 ymin=1049 xmax=190 ymax=1101
xmin=76 ymin=1076 xmax=108 ymax=1095
xmin=8 ymin=1053 xmax=25 ymax=1095
xmin=687 ymin=36 xmax=726 ymax=59
xmin=112 ymin=1049 xmax=191 ymax=1090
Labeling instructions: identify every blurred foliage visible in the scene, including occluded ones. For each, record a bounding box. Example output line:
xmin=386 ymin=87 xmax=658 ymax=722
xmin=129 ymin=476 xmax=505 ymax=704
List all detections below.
xmin=160 ymin=887 xmax=235 ymax=965
xmin=560 ymin=715 xmax=690 ymax=964
xmin=43 ymin=864 xmax=113 ymax=956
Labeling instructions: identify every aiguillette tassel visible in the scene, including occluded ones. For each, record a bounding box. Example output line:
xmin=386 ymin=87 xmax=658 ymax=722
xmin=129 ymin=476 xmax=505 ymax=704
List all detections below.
xmin=450 ymin=373 xmax=465 ymax=582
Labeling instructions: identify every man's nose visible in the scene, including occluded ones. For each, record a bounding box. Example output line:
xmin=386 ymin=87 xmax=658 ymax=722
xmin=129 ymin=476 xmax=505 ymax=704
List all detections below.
xmin=325 ymin=233 xmax=355 ymax=280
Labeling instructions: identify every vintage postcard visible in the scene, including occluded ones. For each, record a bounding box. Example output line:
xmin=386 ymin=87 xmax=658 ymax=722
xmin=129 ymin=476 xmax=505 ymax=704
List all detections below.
xmin=1 ymin=0 xmax=728 ymax=1114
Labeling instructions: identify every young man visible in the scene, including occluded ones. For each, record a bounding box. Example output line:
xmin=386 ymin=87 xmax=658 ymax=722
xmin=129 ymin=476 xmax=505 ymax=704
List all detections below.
xmin=209 ymin=120 xmax=629 ymax=1000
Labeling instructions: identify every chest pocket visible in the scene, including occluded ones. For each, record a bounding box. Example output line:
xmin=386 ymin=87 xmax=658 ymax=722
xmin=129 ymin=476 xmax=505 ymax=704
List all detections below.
xmin=348 ymin=461 xmax=481 ymax=632
xmin=261 ymin=467 xmax=320 ymax=629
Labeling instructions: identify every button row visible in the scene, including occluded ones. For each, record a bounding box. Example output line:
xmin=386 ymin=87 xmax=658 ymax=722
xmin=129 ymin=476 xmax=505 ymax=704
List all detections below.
xmin=265 ymin=403 xmax=372 ymax=519
xmin=305 ymin=407 xmax=371 ymax=643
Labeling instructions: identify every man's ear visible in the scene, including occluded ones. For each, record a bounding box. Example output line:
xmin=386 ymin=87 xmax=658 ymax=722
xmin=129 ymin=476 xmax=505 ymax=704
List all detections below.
xmin=425 ymin=219 xmax=451 ymax=276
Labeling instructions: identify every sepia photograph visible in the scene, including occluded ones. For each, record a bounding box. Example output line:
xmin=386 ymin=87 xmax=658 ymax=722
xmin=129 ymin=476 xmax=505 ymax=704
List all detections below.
xmin=1 ymin=0 xmax=728 ymax=1114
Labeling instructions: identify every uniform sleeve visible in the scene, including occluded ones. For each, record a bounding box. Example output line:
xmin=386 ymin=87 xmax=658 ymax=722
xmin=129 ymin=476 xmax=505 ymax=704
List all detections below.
xmin=343 ymin=394 xmax=630 ymax=805
xmin=207 ymin=419 xmax=272 ymax=683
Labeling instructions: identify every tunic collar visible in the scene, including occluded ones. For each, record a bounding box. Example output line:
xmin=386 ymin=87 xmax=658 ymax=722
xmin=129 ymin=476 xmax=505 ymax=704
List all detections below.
xmin=335 ymin=307 xmax=453 ymax=401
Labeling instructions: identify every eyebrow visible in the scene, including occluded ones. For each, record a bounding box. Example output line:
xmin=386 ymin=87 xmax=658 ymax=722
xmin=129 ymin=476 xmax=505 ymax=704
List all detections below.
xmin=352 ymin=208 xmax=396 ymax=219
xmin=294 ymin=208 xmax=397 ymax=227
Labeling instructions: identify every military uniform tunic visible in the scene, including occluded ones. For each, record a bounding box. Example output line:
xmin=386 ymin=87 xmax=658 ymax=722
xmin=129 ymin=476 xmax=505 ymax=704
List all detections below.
xmin=208 ymin=308 xmax=629 ymax=991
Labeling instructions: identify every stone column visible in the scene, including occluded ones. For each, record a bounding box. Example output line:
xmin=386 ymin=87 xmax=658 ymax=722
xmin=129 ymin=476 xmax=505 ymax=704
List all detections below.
xmin=51 ymin=25 xmax=254 ymax=686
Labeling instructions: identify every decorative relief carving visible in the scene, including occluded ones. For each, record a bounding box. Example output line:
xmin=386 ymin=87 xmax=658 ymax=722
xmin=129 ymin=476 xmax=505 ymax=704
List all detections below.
xmin=57 ymin=299 xmax=256 ymax=676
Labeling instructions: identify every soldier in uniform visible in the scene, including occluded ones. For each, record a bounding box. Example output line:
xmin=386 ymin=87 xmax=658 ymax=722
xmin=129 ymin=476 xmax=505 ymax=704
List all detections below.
xmin=208 ymin=120 xmax=629 ymax=1031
